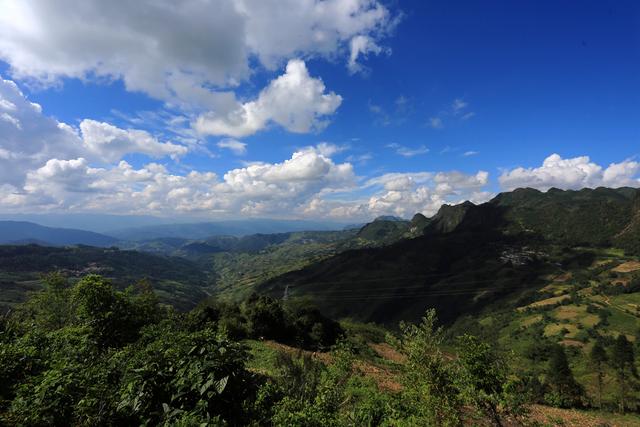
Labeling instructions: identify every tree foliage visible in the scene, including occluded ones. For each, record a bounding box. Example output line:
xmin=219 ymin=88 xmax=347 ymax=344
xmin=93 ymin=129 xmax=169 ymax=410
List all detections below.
xmin=2 ymin=273 xmax=620 ymax=425
xmin=545 ymin=344 xmax=584 ymax=408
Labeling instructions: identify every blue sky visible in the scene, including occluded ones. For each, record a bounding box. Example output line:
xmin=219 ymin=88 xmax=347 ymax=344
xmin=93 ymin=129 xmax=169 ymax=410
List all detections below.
xmin=0 ymin=0 xmax=638 ymax=220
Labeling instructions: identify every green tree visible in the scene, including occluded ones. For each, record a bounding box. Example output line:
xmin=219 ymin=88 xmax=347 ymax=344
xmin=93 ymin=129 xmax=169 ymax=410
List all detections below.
xmin=456 ymin=334 xmax=526 ymax=426
xmin=396 ymin=309 xmax=462 ymax=426
xmin=26 ymin=272 xmax=73 ymax=330
xmin=71 ymin=275 xmax=159 ymax=348
xmin=545 ymin=344 xmax=583 ymax=408
xmin=611 ymin=334 xmax=637 ymax=414
xmin=589 ymin=341 xmax=608 ymax=409
xmin=243 ymin=294 xmax=288 ymax=341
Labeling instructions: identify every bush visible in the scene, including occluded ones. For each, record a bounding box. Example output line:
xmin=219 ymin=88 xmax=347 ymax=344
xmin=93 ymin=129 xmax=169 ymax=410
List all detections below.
xmin=396 ymin=310 xmax=463 ymax=426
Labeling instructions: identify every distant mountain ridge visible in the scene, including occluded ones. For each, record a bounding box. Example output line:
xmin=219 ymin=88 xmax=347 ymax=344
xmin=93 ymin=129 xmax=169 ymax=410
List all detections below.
xmin=259 ymin=186 xmax=640 ymax=325
xmin=0 ymin=221 xmax=118 ymax=247
xmin=108 ymin=218 xmax=350 ymax=241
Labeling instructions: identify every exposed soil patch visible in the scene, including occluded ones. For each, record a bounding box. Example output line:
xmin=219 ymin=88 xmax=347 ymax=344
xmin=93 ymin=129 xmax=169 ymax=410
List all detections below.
xmin=612 ymin=261 xmax=640 ymax=273
xmin=263 ymin=340 xmax=403 ymax=392
xmin=519 ymin=294 xmax=569 ymax=311
xmin=560 ymin=339 xmax=585 ymax=347
xmin=528 ymin=404 xmax=634 ymax=427
xmin=553 ymin=272 xmax=573 ymax=282
xmin=369 ymin=342 xmax=407 ymax=364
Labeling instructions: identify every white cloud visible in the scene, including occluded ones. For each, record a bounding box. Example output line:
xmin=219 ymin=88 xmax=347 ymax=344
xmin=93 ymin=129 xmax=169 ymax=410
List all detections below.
xmin=195 ymin=60 xmax=342 ymax=137
xmin=2 ymin=142 xmax=358 ymax=217
xmin=360 ymin=170 xmax=490 ymax=218
xmin=217 ymin=139 xmax=247 ymax=156
xmin=0 ymin=76 xmax=361 ymax=218
xmin=345 ymin=152 xmax=373 ymax=164
xmin=0 ymin=77 xmax=187 ymax=185
xmin=0 ymin=90 xmax=494 ymax=220
xmin=428 ymin=98 xmax=475 ymax=129
xmin=387 ymin=143 xmax=429 ymax=157
xmin=602 ymin=160 xmax=640 ymax=187
xmin=463 ymin=151 xmax=478 ymax=157
xmin=451 ymin=98 xmax=468 ymax=113
xmin=80 ymin=120 xmax=187 ymax=163
xmin=310 ymin=169 xmax=491 ymax=219
xmin=0 ymin=0 xmax=395 ymax=109
xmin=311 ymin=142 xmax=348 ymax=157
xmin=0 ymin=78 xmax=83 ymax=186
xmin=499 ymin=154 xmax=640 ymax=191
xmin=0 ymin=112 xmax=21 ymax=129
xmin=348 ymin=35 xmax=388 ymax=74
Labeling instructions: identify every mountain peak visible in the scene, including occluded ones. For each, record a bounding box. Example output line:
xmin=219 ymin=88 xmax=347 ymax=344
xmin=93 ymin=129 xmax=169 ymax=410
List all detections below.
xmin=373 ymin=215 xmax=405 ymax=222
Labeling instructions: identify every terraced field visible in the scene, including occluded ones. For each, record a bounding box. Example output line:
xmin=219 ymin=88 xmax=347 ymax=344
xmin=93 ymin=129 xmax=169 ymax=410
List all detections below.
xmin=450 ymin=247 xmax=640 ymax=410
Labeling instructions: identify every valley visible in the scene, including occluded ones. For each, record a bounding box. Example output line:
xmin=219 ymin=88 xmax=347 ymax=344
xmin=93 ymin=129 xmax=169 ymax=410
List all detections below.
xmin=2 ymin=186 xmax=640 ymax=424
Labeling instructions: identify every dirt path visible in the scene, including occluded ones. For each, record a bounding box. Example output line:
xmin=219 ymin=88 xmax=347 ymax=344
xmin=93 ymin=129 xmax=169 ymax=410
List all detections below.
xmin=601 ymin=294 xmax=640 ymax=320
xmin=263 ymin=341 xmax=639 ymax=425
xmin=528 ymin=404 xmax=637 ymax=427
xmin=263 ymin=340 xmax=403 ymax=392
xmin=368 ymin=342 xmax=407 ymax=364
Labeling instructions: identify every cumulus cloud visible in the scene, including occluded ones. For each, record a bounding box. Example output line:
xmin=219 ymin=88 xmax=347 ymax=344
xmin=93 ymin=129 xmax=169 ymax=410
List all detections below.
xmin=303 ymin=171 xmax=493 ymax=219
xmin=0 ymin=77 xmax=187 ymax=185
xmin=0 ymin=76 xmax=359 ymax=218
xmin=217 ymin=139 xmax=247 ymax=156
xmin=195 ymin=60 xmax=342 ymax=137
xmin=80 ymin=120 xmax=187 ymax=162
xmin=303 ymin=169 xmax=492 ymax=219
xmin=499 ymin=154 xmax=640 ymax=191
xmin=0 ymin=0 xmax=395 ymax=107
xmin=4 ymin=144 xmax=356 ymax=217
xmin=5 ymin=69 xmax=638 ymax=221
xmin=0 ymin=84 xmax=494 ymax=220
xmin=0 ymin=78 xmax=82 ymax=186
xmin=359 ymin=170 xmax=490 ymax=218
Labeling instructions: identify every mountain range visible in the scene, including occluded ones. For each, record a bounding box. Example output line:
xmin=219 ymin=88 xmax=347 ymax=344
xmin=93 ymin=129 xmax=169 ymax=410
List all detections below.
xmin=259 ymin=187 xmax=640 ymax=324
xmin=0 ymin=221 xmax=118 ymax=247
xmin=1 ymin=186 xmax=639 ymax=325
xmin=107 ymin=219 xmax=351 ymax=241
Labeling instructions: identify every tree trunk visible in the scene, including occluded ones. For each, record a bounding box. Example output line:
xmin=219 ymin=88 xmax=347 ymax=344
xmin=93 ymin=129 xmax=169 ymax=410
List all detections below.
xmin=596 ymin=370 xmax=603 ymax=409
xmin=618 ymin=371 xmax=626 ymax=414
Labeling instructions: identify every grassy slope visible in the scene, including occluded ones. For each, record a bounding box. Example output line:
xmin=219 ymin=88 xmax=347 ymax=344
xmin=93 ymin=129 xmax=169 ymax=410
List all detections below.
xmin=259 ymin=228 xmax=552 ymax=325
xmin=254 ymin=187 xmax=640 ymax=327
xmin=245 ymin=327 xmax=640 ymax=426
xmin=448 ymin=246 xmax=640 ymax=409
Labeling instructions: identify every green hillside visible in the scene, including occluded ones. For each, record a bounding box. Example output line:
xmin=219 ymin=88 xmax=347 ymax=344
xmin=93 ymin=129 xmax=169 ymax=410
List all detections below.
xmin=3 ymin=187 xmax=640 ymax=423
xmin=0 ymin=244 xmax=210 ymax=311
xmin=259 ymin=187 xmax=640 ymax=325
xmin=3 ymin=272 xmax=639 ymax=425
xmin=448 ymin=246 xmax=640 ymax=411
xmin=493 ymin=187 xmax=640 ymax=249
